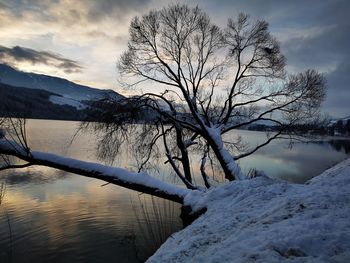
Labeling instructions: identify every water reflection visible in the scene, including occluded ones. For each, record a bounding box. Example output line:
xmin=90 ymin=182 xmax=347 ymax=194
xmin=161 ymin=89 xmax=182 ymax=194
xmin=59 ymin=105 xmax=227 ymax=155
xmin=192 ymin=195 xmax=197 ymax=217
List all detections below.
xmin=0 ymin=120 xmax=182 ymax=263
xmin=0 ymin=175 xmax=182 ymax=262
xmin=237 ymin=132 xmax=350 ymax=183
xmin=0 ymin=120 xmax=349 ymax=262
xmin=0 ymin=169 xmax=67 ymax=185
xmin=322 ymin=139 xmax=350 ymax=154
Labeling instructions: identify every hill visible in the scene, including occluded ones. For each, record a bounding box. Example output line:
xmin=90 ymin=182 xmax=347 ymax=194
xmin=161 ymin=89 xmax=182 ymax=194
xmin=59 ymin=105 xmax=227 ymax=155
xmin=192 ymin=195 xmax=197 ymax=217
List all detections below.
xmin=0 ymin=82 xmax=88 ymax=120
xmin=0 ymin=63 xmax=123 ymax=101
xmin=0 ymin=64 xmax=125 ymax=120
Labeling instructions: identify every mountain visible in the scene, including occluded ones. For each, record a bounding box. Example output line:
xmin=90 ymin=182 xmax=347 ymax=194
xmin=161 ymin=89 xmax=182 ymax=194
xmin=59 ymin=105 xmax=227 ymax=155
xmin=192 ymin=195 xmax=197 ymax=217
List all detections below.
xmin=0 ymin=82 xmax=88 ymax=120
xmin=0 ymin=63 xmax=125 ymax=121
xmin=0 ymin=63 xmax=123 ymax=101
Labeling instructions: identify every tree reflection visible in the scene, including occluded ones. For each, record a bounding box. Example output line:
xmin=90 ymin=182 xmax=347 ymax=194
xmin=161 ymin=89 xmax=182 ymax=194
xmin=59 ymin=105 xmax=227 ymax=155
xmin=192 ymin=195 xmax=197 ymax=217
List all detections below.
xmin=327 ymin=140 xmax=350 ymax=154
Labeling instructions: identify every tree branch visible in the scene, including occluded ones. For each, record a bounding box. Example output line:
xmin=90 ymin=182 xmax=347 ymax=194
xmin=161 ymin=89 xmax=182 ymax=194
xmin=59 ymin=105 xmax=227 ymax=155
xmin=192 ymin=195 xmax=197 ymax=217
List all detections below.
xmin=0 ymin=140 xmax=191 ymax=204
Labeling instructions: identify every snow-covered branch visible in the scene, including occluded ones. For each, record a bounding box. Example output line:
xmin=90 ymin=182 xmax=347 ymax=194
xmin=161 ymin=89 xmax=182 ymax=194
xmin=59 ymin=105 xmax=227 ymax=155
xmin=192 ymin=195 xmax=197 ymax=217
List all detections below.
xmin=0 ymin=139 xmax=191 ymax=204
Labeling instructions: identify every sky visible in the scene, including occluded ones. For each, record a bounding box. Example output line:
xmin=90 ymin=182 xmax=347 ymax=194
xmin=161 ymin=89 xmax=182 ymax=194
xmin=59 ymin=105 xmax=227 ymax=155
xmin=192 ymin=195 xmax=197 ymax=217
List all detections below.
xmin=0 ymin=0 xmax=349 ymax=117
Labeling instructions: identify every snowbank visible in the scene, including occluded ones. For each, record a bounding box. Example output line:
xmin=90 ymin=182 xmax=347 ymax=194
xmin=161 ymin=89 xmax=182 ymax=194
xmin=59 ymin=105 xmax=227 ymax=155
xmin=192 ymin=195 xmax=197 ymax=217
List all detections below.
xmin=149 ymin=159 xmax=350 ymax=262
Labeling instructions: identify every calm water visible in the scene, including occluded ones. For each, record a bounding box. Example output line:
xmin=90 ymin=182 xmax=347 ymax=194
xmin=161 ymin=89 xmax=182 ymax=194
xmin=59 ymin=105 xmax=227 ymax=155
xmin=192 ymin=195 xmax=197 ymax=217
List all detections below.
xmin=0 ymin=119 xmax=349 ymax=262
xmin=0 ymin=120 xmax=182 ymax=263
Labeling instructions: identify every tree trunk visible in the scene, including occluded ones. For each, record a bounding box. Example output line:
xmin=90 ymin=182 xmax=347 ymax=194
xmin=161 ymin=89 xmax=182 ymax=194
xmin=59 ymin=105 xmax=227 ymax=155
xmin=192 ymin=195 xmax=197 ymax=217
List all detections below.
xmin=175 ymin=126 xmax=192 ymax=183
xmin=205 ymin=128 xmax=245 ymax=181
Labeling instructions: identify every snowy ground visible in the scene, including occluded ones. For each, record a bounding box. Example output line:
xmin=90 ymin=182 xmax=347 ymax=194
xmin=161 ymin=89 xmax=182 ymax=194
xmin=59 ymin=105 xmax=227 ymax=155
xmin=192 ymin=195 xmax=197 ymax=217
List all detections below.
xmin=148 ymin=159 xmax=350 ymax=262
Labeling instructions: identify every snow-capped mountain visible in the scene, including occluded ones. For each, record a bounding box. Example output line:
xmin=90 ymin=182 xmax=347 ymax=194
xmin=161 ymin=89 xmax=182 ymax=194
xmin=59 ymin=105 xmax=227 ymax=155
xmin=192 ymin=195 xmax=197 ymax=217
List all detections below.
xmin=0 ymin=63 xmax=123 ymax=101
xmin=0 ymin=63 xmax=126 ymax=121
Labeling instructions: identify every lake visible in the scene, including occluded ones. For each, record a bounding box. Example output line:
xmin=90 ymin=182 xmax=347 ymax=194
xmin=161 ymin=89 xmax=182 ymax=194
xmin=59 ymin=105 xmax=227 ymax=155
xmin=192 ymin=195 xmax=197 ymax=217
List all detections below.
xmin=0 ymin=119 xmax=349 ymax=262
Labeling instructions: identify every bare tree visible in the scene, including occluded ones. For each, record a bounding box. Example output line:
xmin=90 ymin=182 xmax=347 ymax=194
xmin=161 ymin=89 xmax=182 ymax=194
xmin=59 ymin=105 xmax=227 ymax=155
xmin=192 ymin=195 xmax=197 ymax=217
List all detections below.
xmin=92 ymin=4 xmax=325 ymax=187
xmin=0 ymin=5 xmax=325 ymax=201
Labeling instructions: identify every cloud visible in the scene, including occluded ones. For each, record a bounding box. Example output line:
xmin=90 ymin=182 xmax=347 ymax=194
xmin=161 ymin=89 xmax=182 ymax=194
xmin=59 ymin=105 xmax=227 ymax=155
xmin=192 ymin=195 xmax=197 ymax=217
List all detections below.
xmin=1 ymin=0 xmax=152 ymax=24
xmin=278 ymin=2 xmax=350 ymax=117
xmin=0 ymin=45 xmax=83 ymax=74
xmin=84 ymin=0 xmax=153 ymax=21
xmin=0 ymin=0 xmax=349 ymax=116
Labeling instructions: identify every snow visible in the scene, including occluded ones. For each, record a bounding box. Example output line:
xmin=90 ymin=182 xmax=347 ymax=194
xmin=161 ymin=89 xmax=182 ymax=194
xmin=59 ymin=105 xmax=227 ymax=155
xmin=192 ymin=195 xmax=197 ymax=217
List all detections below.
xmin=49 ymin=95 xmax=86 ymax=110
xmin=206 ymin=126 xmax=246 ymax=180
xmin=149 ymin=159 xmax=350 ymax=262
xmin=32 ymin=150 xmax=191 ymax=198
xmin=0 ymin=139 xmax=191 ymax=200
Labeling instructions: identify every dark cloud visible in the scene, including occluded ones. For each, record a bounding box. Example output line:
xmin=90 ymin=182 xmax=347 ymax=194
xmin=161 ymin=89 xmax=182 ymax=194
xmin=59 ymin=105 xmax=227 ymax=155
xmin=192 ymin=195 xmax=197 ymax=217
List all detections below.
xmin=0 ymin=0 xmax=53 ymax=18
xmin=323 ymin=59 xmax=350 ymax=116
xmin=0 ymin=0 xmax=152 ymax=23
xmin=314 ymin=0 xmax=349 ymax=26
xmin=278 ymin=0 xmax=350 ymax=117
xmin=282 ymin=25 xmax=348 ymax=70
xmin=202 ymin=0 xmax=348 ymax=117
xmin=199 ymin=0 xmax=329 ymax=24
xmin=84 ymin=0 xmax=152 ymax=21
xmin=0 ymin=45 xmax=83 ymax=74
xmin=197 ymin=0 xmax=350 ymax=117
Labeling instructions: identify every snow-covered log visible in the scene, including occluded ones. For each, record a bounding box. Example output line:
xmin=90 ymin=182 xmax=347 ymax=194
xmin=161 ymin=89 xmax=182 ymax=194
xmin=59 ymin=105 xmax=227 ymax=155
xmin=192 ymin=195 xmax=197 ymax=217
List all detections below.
xmin=0 ymin=139 xmax=191 ymax=204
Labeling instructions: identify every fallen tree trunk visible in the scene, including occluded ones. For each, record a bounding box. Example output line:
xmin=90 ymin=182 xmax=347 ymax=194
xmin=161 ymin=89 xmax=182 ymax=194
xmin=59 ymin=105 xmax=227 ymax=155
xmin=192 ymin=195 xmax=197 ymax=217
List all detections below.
xmin=0 ymin=140 xmax=191 ymax=204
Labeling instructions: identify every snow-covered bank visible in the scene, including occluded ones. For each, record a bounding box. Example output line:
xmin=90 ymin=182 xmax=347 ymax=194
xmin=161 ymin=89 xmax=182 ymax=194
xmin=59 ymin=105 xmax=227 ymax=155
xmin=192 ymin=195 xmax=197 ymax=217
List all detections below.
xmin=149 ymin=159 xmax=350 ymax=262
